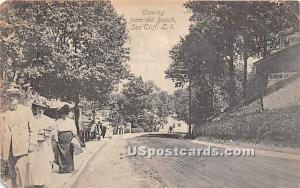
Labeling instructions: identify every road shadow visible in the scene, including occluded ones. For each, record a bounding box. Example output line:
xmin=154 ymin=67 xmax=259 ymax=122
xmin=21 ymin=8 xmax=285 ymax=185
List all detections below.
xmin=138 ymin=132 xmax=190 ymax=140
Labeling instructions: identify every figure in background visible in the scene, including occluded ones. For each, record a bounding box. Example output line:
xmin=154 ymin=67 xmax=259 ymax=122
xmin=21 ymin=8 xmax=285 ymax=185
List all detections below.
xmin=96 ymin=121 xmax=102 ymax=140
xmin=0 ymin=84 xmax=32 ymax=188
xmin=55 ymin=105 xmax=84 ymax=173
xmin=121 ymin=124 xmax=125 ymax=134
xmin=105 ymin=125 xmax=113 ymax=139
xmin=96 ymin=121 xmax=100 ymax=132
xmin=172 ymin=123 xmax=176 ymax=132
xmin=102 ymin=125 xmax=107 ymax=138
xmin=168 ymin=125 xmax=173 ymax=133
xmin=126 ymin=122 xmax=132 ymax=133
xmin=28 ymin=99 xmax=55 ymax=187
xmin=90 ymin=120 xmax=97 ymax=140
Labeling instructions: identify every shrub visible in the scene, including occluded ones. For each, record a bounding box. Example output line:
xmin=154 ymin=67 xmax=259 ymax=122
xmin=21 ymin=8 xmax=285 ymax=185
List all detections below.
xmin=193 ymin=106 xmax=300 ymax=148
xmin=1 ymin=159 xmax=10 ymax=181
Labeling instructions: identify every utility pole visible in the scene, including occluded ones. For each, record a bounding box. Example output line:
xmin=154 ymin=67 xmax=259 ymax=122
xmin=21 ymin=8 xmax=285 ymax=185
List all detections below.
xmin=188 ymin=75 xmax=192 ymax=136
xmin=174 ymin=68 xmax=193 ymax=136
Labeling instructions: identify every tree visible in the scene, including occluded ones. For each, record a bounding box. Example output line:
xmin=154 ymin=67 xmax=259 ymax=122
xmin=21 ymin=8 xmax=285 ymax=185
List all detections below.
xmin=0 ymin=2 xmax=31 ymax=89
xmin=166 ymin=1 xmax=299 ymax=130
xmin=121 ymin=76 xmax=155 ymax=128
xmin=183 ymin=1 xmax=239 ymax=107
xmin=184 ymin=1 xmax=299 ymax=99
xmin=166 ymin=28 xmax=223 ymax=128
xmin=173 ymin=88 xmax=189 ymax=122
xmin=0 ymin=1 xmax=130 ymax=130
xmin=150 ymin=91 xmax=173 ymax=119
xmin=234 ymin=1 xmax=299 ymax=97
xmin=110 ymin=76 xmax=174 ymax=132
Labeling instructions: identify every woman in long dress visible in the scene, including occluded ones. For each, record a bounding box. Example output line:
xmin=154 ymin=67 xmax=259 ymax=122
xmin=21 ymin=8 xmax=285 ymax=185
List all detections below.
xmin=28 ymin=100 xmax=55 ymax=187
xmin=55 ymin=104 xmax=83 ymax=173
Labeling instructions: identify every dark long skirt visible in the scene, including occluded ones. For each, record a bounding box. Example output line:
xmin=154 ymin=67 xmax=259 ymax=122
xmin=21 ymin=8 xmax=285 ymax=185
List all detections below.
xmin=57 ymin=131 xmax=74 ymax=173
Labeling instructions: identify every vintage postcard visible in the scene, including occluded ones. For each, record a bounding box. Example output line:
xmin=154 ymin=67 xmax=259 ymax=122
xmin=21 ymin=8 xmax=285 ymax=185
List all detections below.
xmin=0 ymin=1 xmax=299 ymax=188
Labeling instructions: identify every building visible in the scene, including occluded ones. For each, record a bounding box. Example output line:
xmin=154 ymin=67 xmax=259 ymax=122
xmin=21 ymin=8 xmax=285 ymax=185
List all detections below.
xmin=236 ymin=30 xmax=300 ymax=111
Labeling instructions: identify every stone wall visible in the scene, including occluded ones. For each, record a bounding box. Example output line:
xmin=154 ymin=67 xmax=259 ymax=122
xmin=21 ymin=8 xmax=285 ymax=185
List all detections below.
xmin=263 ymin=77 xmax=300 ymax=109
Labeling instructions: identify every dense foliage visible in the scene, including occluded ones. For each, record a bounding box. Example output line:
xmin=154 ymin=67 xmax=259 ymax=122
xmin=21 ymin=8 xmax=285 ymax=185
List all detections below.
xmin=166 ymin=1 xmax=299 ymax=125
xmin=0 ymin=1 xmax=130 ymax=129
xmin=109 ymin=76 xmax=174 ymax=132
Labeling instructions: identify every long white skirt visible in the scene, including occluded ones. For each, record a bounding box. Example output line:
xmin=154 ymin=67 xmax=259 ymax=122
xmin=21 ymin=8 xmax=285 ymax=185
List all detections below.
xmin=28 ymin=139 xmax=53 ymax=186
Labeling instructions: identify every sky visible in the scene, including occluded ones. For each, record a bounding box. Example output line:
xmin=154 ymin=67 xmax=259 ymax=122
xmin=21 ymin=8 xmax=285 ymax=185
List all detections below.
xmin=111 ymin=1 xmax=191 ymax=93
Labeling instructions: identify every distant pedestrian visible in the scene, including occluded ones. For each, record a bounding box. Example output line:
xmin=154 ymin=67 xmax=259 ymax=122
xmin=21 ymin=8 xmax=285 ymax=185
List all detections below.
xmin=96 ymin=121 xmax=102 ymax=140
xmin=90 ymin=121 xmax=97 ymax=140
xmin=97 ymin=121 xmax=103 ymax=134
xmin=102 ymin=125 xmax=107 ymax=138
xmin=117 ymin=125 xmax=121 ymax=135
xmin=126 ymin=122 xmax=132 ymax=133
xmin=105 ymin=125 xmax=113 ymax=138
xmin=168 ymin=125 xmax=174 ymax=133
xmin=172 ymin=123 xmax=175 ymax=132
xmin=120 ymin=124 xmax=125 ymax=134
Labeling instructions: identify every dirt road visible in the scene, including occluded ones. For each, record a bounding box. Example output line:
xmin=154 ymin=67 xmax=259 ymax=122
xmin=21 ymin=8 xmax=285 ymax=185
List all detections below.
xmin=73 ymin=133 xmax=300 ymax=188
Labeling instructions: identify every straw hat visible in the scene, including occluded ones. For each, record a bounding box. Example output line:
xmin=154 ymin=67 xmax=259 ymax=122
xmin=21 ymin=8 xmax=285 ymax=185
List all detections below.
xmin=5 ymin=82 xmax=20 ymax=96
xmin=32 ymin=98 xmax=48 ymax=108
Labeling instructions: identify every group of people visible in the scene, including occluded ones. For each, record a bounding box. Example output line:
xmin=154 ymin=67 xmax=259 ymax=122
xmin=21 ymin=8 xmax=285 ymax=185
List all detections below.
xmin=89 ymin=121 xmax=107 ymax=140
xmin=0 ymin=85 xmax=85 ymax=188
xmin=117 ymin=124 xmax=125 ymax=135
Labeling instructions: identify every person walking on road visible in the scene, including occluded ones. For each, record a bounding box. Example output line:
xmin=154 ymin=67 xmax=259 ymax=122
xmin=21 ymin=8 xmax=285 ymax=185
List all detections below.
xmin=96 ymin=121 xmax=102 ymax=140
xmin=90 ymin=121 xmax=97 ymax=140
xmin=0 ymin=84 xmax=32 ymax=188
xmin=118 ymin=124 xmax=125 ymax=135
xmin=117 ymin=125 xmax=120 ymax=135
xmin=28 ymin=99 xmax=55 ymax=187
xmin=55 ymin=105 xmax=84 ymax=173
xmin=102 ymin=125 xmax=107 ymax=138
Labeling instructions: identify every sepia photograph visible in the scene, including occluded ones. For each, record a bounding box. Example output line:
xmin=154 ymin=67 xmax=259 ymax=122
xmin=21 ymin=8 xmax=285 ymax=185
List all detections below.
xmin=0 ymin=0 xmax=300 ymax=188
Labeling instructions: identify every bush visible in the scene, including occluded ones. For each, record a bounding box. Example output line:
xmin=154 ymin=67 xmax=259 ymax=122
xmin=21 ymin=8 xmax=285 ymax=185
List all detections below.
xmin=1 ymin=159 xmax=10 ymax=181
xmin=193 ymin=106 xmax=300 ymax=148
xmin=131 ymin=127 xmax=145 ymax=133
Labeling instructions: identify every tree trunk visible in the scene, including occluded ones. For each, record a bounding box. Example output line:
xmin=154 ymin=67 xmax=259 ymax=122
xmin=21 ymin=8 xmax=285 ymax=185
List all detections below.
xmin=74 ymin=93 xmax=80 ymax=133
xmin=228 ymin=56 xmax=236 ymax=108
xmin=243 ymin=54 xmax=248 ymax=98
xmin=259 ymin=38 xmax=269 ymax=111
xmin=188 ymin=76 xmax=192 ymax=136
xmin=92 ymin=107 xmax=96 ymax=122
xmin=210 ymin=74 xmax=215 ymax=117
xmin=131 ymin=119 xmax=134 ymax=130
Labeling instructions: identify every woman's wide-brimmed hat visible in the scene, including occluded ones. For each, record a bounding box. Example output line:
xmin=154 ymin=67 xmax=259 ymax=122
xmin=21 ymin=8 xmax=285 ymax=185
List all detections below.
xmin=4 ymin=82 xmax=20 ymax=96
xmin=32 ymin=98 xmax=48 ymax=108
xmin=59 ymin=104 xmax=73 ymax=115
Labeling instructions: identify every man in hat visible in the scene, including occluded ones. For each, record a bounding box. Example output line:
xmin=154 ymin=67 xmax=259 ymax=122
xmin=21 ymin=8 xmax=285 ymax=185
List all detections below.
xmin=0 ymin=84 xmax=32 ymax=188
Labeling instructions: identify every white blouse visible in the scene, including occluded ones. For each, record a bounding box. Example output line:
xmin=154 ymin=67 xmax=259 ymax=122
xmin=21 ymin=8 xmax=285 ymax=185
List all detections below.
xmin=56 ymin=118 xmax=77 ymax=135
xmin=29 ymin=115 xmax=55 ymax=145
